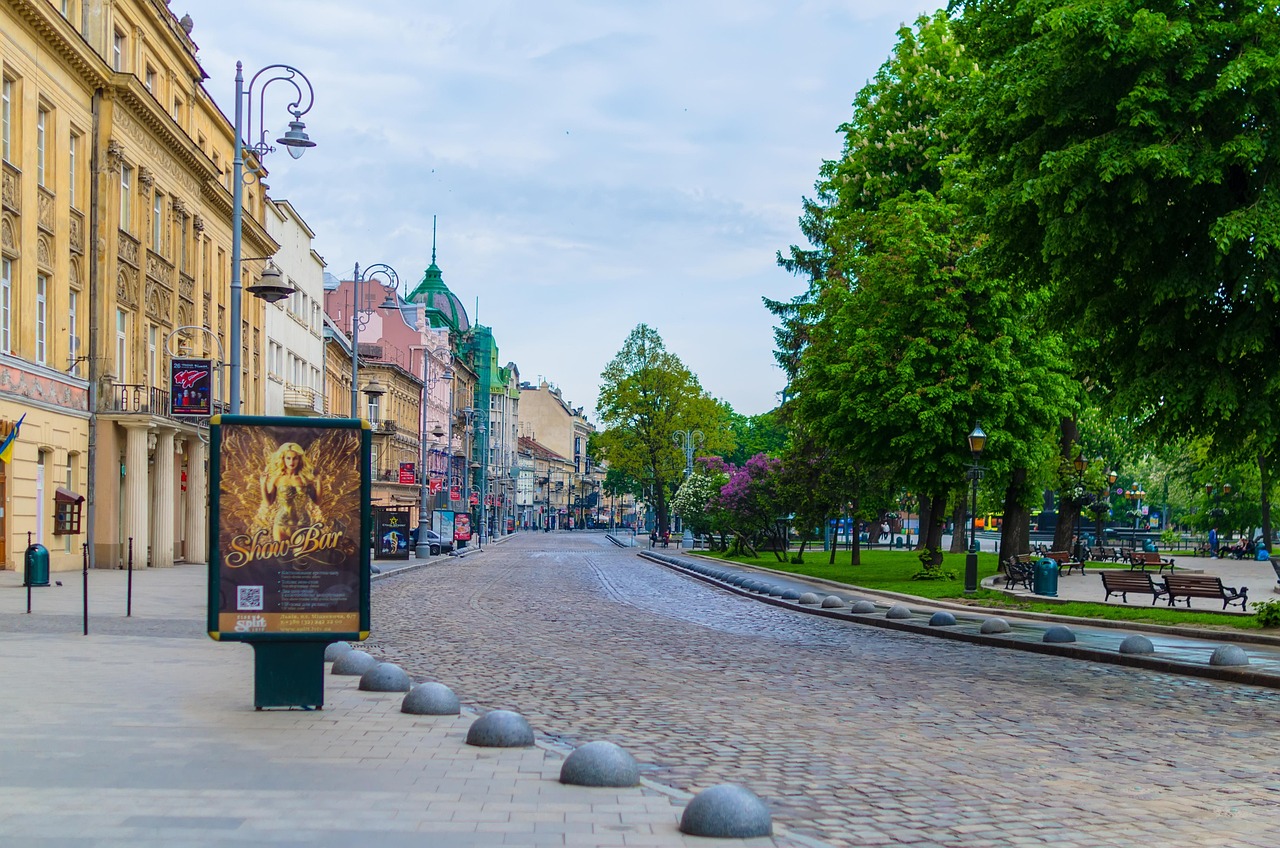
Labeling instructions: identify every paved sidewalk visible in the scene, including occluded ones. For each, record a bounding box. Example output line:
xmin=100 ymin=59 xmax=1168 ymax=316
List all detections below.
xmin=988 ymin=550 xmax=1280 ymax=608
xmin=0 ymin=563 xmax=788 ymax=848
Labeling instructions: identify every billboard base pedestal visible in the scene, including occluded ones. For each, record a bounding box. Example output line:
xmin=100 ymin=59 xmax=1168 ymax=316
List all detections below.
xmin=252 ymin=641 xmax=327 ymax=709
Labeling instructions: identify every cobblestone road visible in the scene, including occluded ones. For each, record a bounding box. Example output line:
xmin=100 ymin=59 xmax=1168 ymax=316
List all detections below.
xmin=371 ymin=533 xmax=1280 ymax=848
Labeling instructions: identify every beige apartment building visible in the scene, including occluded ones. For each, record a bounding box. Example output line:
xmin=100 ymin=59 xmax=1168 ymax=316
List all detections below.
xmin=0 ymin=1 xmax=278 ymax=570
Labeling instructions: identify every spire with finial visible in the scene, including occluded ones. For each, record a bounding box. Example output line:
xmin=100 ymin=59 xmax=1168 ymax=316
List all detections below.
xmin=431 ymin=214 xmax=437 ymax=265
xmin=406 ymin=215 xmax=469 ymax=332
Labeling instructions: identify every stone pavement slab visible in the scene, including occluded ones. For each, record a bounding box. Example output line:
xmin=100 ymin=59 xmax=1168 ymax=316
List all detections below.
xmin=0 ymin=563 xmax=797 ymax=848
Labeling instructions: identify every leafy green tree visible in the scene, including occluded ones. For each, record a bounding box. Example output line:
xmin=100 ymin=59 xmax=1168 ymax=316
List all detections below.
xmin=954 ymin=0 xmax=1280 ymax=541
xmin=595 ymin=324 xmax=730 ymax=536
xmin=724 ymin=409 xmax=788 ymax=466
xmin=777 ymin=12 xmax=1074 ymax=566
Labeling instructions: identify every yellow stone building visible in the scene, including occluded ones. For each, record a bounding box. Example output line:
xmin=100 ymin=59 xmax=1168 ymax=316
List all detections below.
xmin=0 ymin=1 xmax=277 ymax=570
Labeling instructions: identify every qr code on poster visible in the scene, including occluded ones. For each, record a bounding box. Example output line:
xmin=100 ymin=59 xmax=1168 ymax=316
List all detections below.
xmin=237 ymin=585 xmax=264 ymax=611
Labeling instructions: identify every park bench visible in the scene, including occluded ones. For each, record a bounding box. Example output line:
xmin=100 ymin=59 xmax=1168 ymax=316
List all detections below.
xmin=1162 ymin=573 xmax=1249 ymax=611
xmin=1127 ymin=551 xmax=1175 ymax=573
xmin=1090 ymin=546 xmax=1123 ymax=563
xmin=1045 ymin=549 xmax=1084 ymax=576
xmin=1099 ymin=571 xmax=1169 ymax=605
xmin=1001 ymin=554 xmax=1035 ymax=591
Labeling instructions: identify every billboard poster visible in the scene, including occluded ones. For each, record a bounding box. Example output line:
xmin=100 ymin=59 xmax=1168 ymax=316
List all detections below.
xmin=399 ymin=462 xmax=415 ymax=484
xmin=207 ymin=416 xmax=371 ymax=641
xmin=449 ymin=485 xmax=461 ymax=501
xmin=170 ymin=358 xmax=213 ymax=417
xmin=454 ymin=512 xmax=472 ymax=542
xmin=375 ymin=507 xmax=411 ymax=560
xmin=433 ymin=509 xmax=455 ymax=546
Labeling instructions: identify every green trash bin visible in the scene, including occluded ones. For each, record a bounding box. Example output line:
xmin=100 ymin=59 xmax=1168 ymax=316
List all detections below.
xmin=1033 ymin=557 xmax=1058 ymax=597
xmin=24 ymin=543 xmax=49 ymax=587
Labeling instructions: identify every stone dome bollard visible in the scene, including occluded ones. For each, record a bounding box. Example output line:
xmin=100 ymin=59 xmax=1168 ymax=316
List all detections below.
xmin=798 ymin=592 xmax=822 ymax=605
xmin=324 ymin=641 xmax=354 ymax=662
xmin=1209 ymin=645 xmax=1250 ymax=666
xmin=781 ymin=589 xmax=802 ymax=601
xmin=679 ymin=783 xmax=772 ymax=838
xmin=1118 ymin=635 xmax=1155 ymax=655
xmin=848 ymin=600 xmax=878 ymax=613
xmin=466 ymin=709 xmax=535 ymax=747
xmin=1043 ymin=625 xmax=1076 ymax=643
xmin=331 ymin=649 xmax=378 ymax=676
xmin=359 ymin=662 xmax=413 ymax=692
xmin=979 ymin=618 xmax=1011 ymax=634
xmin=885 ymin=604 xmax=913 ymax=620
xmin=820 ymin=595 xmax=845 ymax=608
xmin=928 ymin=611 xmax=957 ymax=627
xmin=559 ymin=741 xmax=641 ymax=787
xmin=402 ymin=682 xmax=461 ymax=715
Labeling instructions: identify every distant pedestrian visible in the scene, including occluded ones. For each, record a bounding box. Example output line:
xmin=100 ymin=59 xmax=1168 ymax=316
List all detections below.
xmin=649 ymin=529 xmax=657 ymax=549
xmin=1209 ymin=527 xmax=1219 ymax=557
xmin=662 ymin=530 xmax=670 ymax=548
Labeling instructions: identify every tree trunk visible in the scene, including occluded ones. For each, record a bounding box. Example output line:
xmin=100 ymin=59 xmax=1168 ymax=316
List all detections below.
xmin=916 ymin=497 xmax=932 ymax=551
xmin=925 ymin=493 xmax=947 ymax=565
xmin=1051 ymin=417 xmax=1081 ymax=552
xmin=999 ymin=466 xmax=1031 ymax=558
xmin=949 ymin=497 xmax=967 ymax=554
xmin=1260 ymin=451 xmax=1273 ymax=549
xmin=849 ymin=497 xmax=861 ymax=566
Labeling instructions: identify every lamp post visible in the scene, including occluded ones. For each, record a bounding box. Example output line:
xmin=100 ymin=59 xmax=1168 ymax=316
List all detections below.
xmin=348 ymin=264 xmax=399 ymax=418
xmin=964 ymin=424 xmax=987 ymax=593
xmin=1205 ymin=479 xmax=1231 ymax=556
xmin=673 ymin=429 xmax=703 ymax=545
xmin=415 ymin=347 xmax=452 ymax=559
xmin=1124 ymin=483 xmax=1147 ymax=550
xmin=228 ymin=63 xmax=316 ymax=414
xmin=1070 ymin=452 xmax=1089 ymax=561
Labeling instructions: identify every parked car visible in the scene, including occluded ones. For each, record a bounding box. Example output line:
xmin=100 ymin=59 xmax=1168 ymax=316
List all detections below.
xmin=409 ymin=528 xmax=446 ymax=555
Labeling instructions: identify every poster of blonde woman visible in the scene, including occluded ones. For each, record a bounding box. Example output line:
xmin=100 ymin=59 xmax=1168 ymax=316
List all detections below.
xmin=207 ymin=416 xmax=371 ymax=640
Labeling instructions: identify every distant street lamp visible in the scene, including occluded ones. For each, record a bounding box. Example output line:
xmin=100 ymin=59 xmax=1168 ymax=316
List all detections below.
xmin=228 ymin=62 xmax=316 ymax=414
xmin=1124 ymin=483 xmax=1148 ymax=550
xmin=348 ymin=264 xmax=400 ymax=417
xmin=964 ymin=425 xmax=987 ymax=593
xmin=416 ymin=347 xmax=452 ymax=559
xmin=1071 ymin=452 xmax=1088 ymax=562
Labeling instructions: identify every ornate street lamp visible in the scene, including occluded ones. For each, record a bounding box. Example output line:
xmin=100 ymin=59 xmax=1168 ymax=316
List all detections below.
xmin=348 ymin=264 xmax=399 ymax=417
xmin=228 ymin=62 xmax=316 ymax=414
xmin=964 ymin=424 xmax=987 ymax=593
xmin=1071 ymin=452 xmax=1088 ymax=562
xmin=415 ymin=347 xmax=452 ymax=559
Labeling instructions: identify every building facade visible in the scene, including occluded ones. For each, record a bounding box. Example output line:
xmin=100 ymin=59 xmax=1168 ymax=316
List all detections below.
xmin=0 ymin=1 xmax=281 ymax=570
xmin=263 ymin=199 xmax=324 ymax=417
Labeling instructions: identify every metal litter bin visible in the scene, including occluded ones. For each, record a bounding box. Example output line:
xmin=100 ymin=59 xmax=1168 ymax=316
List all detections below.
xmin=1033 ymin=557 xmax=1058 ymax=597
xmin=23 ymin=543 xmax=49 ymax=587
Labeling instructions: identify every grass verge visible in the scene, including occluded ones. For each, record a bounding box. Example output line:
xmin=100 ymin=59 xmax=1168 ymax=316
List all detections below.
xmin=691 ymin=547 xmax=1264 ymax=631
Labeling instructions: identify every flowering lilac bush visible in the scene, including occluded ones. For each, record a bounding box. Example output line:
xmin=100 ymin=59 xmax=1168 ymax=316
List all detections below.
xmin=715 ymin=453 xmax=790 ymax=559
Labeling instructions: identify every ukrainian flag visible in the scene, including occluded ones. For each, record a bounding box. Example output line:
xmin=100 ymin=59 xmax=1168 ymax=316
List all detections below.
xmin=0 ymin=413 xmax=25 ymax=464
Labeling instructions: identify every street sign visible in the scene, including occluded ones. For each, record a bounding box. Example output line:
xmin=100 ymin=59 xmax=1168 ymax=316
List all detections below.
xmin=449 ymin=485 xmax=461 ymax=501
xmin=399 ymin=462 xmax=415 ymax=484
xmin=469 ymin=492 xmax=479 ymax=506
xmin=428 ymin=477 xmax=443 ymax=494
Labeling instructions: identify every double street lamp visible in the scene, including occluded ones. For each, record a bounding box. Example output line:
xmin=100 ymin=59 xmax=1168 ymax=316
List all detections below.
xmin=964 ymin=424 xmax=987 ymax=594
xmin=228 ymin=62 xmax=317 ymax=414
xmin=348 ymin=264 xmax=399 ymax=418
xmin=1124 ymin=483 xmax=1148 ymax=549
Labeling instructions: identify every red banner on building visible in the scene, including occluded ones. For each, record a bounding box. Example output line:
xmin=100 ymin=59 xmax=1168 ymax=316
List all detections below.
xmin=399 ymin=462 xmax=416 ymax=484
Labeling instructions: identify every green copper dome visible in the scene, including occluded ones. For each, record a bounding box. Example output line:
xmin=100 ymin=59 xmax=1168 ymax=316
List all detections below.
xmin=407 ymin=222 xmax=469 ymax=332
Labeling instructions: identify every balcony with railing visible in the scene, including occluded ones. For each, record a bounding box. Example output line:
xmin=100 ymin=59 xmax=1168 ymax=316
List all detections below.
xmin=105 ymin=383 xmax=226 ymax=420
xmin=283 ymin=384 xmax=323 ymax=415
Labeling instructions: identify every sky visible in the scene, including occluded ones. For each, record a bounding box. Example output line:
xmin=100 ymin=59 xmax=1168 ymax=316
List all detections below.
xmin=178 ymin=0 xmax=943 ymax=420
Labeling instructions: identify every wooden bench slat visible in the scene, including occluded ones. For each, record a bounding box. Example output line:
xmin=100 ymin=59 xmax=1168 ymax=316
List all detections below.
xmin=1099 ymin=570 xmax=1168 ymax=605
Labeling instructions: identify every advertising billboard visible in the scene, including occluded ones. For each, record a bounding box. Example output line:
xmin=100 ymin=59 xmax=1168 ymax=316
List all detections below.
xmin=454 ymin=512 xmax=472 ymax=542
xmin=207 ymin=416 xmax=370 ymax=641
xmin=170 ymin=358 xmax=213 ymax=417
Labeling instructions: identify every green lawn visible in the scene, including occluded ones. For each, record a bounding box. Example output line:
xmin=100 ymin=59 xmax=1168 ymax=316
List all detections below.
xmin=693 ymin=547 xmax=1265 ymax=631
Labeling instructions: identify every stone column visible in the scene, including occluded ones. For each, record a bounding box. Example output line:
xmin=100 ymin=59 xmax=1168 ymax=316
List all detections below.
xmin=150 ymin=428 xmax=175 ymax=567
xmin=121 ymin=421 xmax=151 ymax=567
xmin=185 ymin=436 xmax=207 ymax=563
